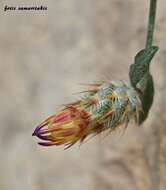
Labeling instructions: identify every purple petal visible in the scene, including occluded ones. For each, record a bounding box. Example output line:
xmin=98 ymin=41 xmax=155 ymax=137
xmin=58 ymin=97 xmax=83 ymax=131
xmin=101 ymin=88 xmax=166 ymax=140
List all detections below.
xmin=38 ymin=142 xmax=54 ymax=146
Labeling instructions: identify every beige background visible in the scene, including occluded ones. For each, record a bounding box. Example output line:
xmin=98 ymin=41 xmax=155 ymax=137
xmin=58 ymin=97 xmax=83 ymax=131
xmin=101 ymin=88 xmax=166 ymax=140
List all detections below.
xmin=0 ymin=0 xmax=166 ymax=190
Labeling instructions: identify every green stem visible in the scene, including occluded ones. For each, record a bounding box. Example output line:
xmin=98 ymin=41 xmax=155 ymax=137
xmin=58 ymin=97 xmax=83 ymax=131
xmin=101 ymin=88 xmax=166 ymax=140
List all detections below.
xmin=145 ymin=0 xmax=157 ymax=50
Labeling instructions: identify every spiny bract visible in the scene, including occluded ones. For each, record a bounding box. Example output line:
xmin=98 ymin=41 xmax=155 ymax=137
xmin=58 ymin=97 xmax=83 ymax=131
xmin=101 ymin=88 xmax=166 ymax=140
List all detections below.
xmin=32 ymin=80 xmax=142 ymax=149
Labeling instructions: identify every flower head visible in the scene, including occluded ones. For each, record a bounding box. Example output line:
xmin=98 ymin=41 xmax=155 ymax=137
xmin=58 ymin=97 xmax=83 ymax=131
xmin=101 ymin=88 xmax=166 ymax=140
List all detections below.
xmin=32 ymin=81 xmax=142 ymax=149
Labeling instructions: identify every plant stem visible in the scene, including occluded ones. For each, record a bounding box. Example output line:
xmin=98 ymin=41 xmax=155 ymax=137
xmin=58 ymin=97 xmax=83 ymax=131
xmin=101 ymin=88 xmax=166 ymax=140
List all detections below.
xmin=145 ymin=0 xmax=157 ymax=50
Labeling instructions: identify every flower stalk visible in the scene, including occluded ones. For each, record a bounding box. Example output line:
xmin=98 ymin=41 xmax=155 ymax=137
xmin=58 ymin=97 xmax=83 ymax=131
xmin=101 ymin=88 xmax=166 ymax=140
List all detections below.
xmin=146 ymin=0 xmax=157 ymax=50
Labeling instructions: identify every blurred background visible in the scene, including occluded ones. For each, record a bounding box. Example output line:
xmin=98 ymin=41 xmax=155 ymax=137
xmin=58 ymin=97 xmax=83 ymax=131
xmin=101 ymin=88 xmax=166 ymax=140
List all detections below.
xmin=0 ymin=0 xmax=166 ymax=190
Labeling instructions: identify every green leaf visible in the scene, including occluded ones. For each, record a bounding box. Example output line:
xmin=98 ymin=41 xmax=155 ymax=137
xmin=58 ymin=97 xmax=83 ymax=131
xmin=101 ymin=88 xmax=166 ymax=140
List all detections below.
xmin=129 ymin=46 xmax=158 ymax=89
xmin=129 ymin=46 xmax=158 ymax=124
xmin=138 ymin=74 xmax=154 ymax=124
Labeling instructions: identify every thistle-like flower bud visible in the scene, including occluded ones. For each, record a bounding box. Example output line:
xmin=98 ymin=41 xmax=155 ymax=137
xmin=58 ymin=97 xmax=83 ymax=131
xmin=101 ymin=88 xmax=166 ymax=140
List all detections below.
xmin=32 ymin=81 xmax=142 ymax=149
